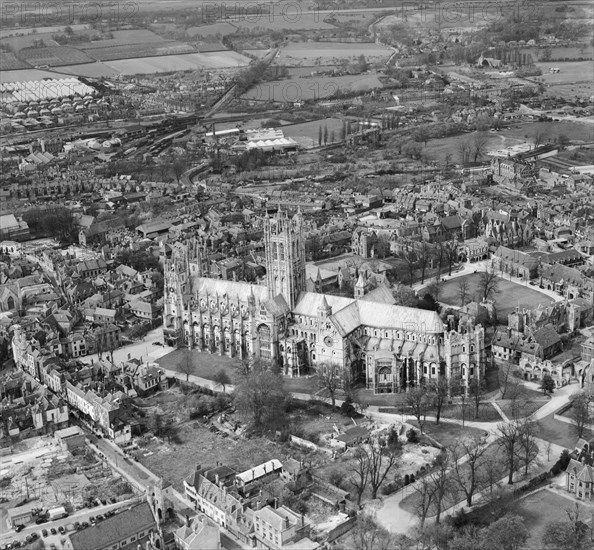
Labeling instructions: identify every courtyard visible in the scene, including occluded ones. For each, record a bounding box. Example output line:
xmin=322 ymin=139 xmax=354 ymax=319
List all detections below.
xmin=434 ymin=273 xmax=555 ymax=323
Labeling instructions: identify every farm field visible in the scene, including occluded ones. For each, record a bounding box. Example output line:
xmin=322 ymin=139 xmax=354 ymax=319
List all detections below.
xmin=232 ymin=13 xmax=337 ymax=31
xmin=18 ymin=45 xmax=95 ymax=67
xmin=435 ymin=273 xmax=555 ymax=323
xmin=84 ymin=42 xmax=196 ymax=61
xmin=524 ymin=45 xmax=594 ymax=61
xmin=96 ymin=51 xmax=250 ymax=75
xmin=243 ymin=49 xmax=271 ymax=58
xmin=276 ymin=41 xmax=392 ymax=65
xmin=0 ymin=32 xmax=59 ymax=50
xmin=535 ymin=60 xmax=594 ymax=84
xmin=0 ymin=52 xmax=30 ymax=70
xmin=282 ymin=117 xmax=345 ymax=146
xmin=52 ymin=61 xmax=122 ymax=78
xmin=0 ymin=68 xmax=71 ymax=83
xmin=78 ymin=29 xmax=167 ymax=49
xmin=243 ymin=73 xmax=383 ymax=102
xmin=186 ymin=22 xmax=238 ymax=37
xmin=0 ymin=24 xmax=89 ymax=38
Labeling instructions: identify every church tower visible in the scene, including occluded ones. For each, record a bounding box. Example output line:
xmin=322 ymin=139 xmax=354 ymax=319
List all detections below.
xmin=264 ymin=210 xmax=306 ymax=309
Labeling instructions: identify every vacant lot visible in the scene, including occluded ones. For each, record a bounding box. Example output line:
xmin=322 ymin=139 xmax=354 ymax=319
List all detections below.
xmin=436 ymin=273 xmax=555 ymax=323
xmin=516 ymin=489 xmax=593 ymax=549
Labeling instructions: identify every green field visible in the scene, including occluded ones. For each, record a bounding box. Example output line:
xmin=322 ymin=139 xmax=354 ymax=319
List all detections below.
xmin=435 ymin=273 xmax=555 ymax=324
xmin=516 ymin=489 xmax=592 ymax=550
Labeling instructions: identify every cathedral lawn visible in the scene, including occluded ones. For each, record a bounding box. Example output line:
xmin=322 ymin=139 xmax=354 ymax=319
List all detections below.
xmin=433 ymin=273 xmax=555 ymax=323
xmin=535 ymin=411 xmax=594 ymax=450
xmin=157 ymin=348 xmax=320 ymax=393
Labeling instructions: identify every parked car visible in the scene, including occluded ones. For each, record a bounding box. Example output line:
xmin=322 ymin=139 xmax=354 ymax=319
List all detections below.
xmin=42 ymin=529 xmax=48 ymax=537
xmin=14 ymin=525 xmax=24 ymax=532
xmin=58 ymin=526 xmax=65 ymax=534
xmin=50 ymin=528 xmax=57 ymax=535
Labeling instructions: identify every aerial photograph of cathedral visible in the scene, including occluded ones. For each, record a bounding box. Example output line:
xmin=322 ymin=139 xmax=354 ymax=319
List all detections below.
xmin=1 ymin=1 xmax=594 ymax=548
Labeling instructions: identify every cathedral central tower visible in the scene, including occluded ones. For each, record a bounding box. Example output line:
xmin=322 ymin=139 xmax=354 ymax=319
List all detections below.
xmin=264 ymin=210 xmax=306 ymax=309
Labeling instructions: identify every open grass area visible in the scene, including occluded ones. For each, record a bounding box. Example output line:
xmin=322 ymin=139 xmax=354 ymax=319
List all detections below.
xmin=409 ymin=420 xmax=487 ymax=448
xmin=496 ymin=388 xmax=550 ymax=420
xmin=535 ymin=412 xmax=593 ymax=449
xmin=515 ymin=489 xmax=594 ymax=550
xmin=157 ymin=348 xmax=240 ymax=382
xmin=399 ymin=441 xmax=509 ymax=515
xmin=436 ymin=273 xmax=555 ymax=324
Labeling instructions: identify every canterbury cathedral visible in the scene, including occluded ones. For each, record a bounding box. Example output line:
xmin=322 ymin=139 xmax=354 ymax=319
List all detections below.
xmin=163 ymin=211 xmax=486 ymax=394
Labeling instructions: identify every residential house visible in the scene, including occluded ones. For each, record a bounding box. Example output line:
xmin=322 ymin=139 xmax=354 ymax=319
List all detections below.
xmin=253 ymin=505 xmax=316 ymax=550
xmin=566 ymin=458 xmax=594 ymax=500
xmin=174 ymin=517 xmax=221 ymax=550
xmin=129 ymin=300 xmax=162 ymax=320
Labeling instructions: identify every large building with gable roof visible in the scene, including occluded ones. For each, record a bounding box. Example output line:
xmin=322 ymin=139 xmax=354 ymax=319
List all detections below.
xmin=163 ymin=211 xmax=486 ymax=393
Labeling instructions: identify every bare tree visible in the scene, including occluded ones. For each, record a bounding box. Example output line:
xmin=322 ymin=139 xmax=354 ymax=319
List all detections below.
xmin=179 ymin=349 xmax=193 ymax=382
xmin=367 ymin=435 xmax=401 ymax=499
xmin=444 ymin=240 xmax=458 ymax=276
xmin=349 ymin=446 xmax=370 ymax=506
xmin=400 ymin=246 xmax=416 ymax=286
xmin=350 ymin=514 xmax=394 ymax=550
xmin=428 ymin=377 xmax=449 ymax=425
xmin=406 ymin=386 xmax=432 ymax=433
xmin=468 ymin=377 xmax=486 ymax=419
xmin=458 ymin=277 xmax=470 ymax=307
xmin=213 ymin=369 xmax=231 ymax=393
xmin=418 ymin=242 xmax=431 ymax=285
xmin=412 ymin=477 xmax=435 ymax=528
xmin=497 ymin=358 xmax=518 ymax=400
xmin=451 ymin=435 xmax=489 ymax=507
xmin=480 ymin=454 xmax=504 ymax=497
xmin=571 ymin=392 xmax=591 ymax=438
xmin=497 ymin=421 xmax=523 ymax=484
xmin=518 ymin=421 xmax=539 ymax=476
xmin=471 ymin=132 xmax=489 ymax=163
xmin=428 ymin=452 xmax=455 ymax=524
xmin=532 ymin=125 xmax=547 ymax=148
xmin=479 ymin=264 xmax=499 ymax=302
xmin=545 ymin=441 xmax=552 ymax=462
xmin=458 ymin=137 xmax=472 ymax=165
xmin=317 ymin=362 xmax=341 ymax=408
